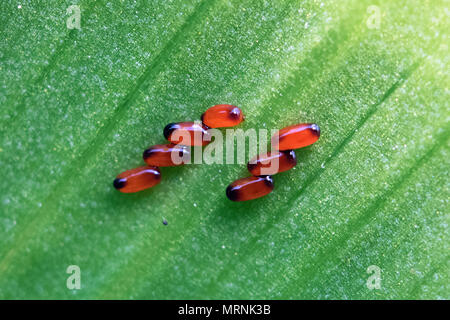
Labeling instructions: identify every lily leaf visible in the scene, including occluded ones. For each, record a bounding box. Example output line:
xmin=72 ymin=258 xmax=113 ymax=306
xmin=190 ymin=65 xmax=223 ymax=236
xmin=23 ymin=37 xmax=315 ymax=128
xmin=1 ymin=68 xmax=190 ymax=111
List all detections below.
xmin=0 ymin=0 xmax=448 ymax=299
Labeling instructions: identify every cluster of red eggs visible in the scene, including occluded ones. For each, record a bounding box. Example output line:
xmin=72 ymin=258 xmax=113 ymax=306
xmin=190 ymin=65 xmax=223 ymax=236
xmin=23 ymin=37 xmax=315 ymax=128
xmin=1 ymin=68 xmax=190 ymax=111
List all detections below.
xmin=113 ymin=104 xmax=320 ymax=202
xmin=113 ymin=104 xmax=244 ymax=193
xmin=226 ymin=123 xmax=320 ymax=202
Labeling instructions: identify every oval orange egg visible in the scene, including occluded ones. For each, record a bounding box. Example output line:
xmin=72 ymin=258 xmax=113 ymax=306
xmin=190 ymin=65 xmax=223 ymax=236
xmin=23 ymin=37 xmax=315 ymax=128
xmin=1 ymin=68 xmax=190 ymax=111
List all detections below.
xmin=201 ymin=104 xmax=244 ymax=128
xmin=143 ymin=144 xmax=190 ymax=166
xmin=247 ymin=150 xmax=297 ymax=176
xmin=163 ymin=122 xmax=211 ymax=146
xmin=113 ymin=166 xmax=161 ymax=193
xmin=271 ymin=123 xmax=320 ymax=151
xmin=226 ymin=176 xmax=274 ymax=202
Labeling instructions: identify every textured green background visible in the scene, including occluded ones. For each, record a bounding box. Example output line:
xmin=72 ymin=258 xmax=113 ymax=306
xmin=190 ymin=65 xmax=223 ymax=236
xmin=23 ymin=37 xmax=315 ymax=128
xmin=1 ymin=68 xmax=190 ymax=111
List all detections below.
xmin=0 ymin=0 xmax=448 ymax=299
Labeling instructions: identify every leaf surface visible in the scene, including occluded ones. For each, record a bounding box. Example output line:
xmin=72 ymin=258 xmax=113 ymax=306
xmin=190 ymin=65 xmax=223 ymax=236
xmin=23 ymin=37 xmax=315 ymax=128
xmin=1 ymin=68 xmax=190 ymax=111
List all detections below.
xmin=0 ymin=0 xmax=448 ymax=299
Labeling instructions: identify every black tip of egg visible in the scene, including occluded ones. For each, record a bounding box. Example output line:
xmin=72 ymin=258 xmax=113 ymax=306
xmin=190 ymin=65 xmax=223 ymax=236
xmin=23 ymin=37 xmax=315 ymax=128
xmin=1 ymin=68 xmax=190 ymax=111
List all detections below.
xmin=247 ymin=162 xmax=256 ymax=172
xmin=263 ymin=175 xmax=274 ymax=189
xmin=142 ymin=148 xmax=153 ymax=160
xmin=113 ymin=178 xmax=126 ymax=190
xmin=311 ymin=123 xmax=320 ymax=137
xmin=284 ymin=150 xmax=297 ymax=165
xmin=163 ymin=123 xmax=177 ymax=140
xmin=226 ymin=185 xmax=239 ymax=201
xmin=230 ymin=107 xmax=241 ymax=120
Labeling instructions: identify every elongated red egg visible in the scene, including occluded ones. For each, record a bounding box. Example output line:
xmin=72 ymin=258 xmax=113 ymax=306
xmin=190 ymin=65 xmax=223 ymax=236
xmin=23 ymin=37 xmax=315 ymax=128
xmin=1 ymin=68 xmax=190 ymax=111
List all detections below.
xmin=247 ymin=150 xmax=297 ymax=176
xmin=271 ymin=123 xmax=320 ymax=151
xmin=226 ymin=176 xmax=274 ymax=202
xmin=163 ymin=122 xmax=211 ymax=146
xmin=201 ymin=104 xmax=244 ymax=128
xmin=113 ymin=166 xmax=161 ymax=193
xmin=143 ymin=144 xmax=190 ymax=166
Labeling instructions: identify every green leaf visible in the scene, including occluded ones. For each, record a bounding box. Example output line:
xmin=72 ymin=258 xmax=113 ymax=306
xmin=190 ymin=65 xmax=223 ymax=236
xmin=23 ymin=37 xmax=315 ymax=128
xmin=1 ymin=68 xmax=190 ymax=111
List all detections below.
xmin=0 ymin=0 xmax=448 ymax=299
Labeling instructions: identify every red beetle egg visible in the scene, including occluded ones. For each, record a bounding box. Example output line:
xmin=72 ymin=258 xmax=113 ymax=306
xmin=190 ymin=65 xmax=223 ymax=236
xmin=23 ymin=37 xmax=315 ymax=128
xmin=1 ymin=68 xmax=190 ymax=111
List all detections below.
xmin=271 ymin=123 xmax=320 ymax=151
xmin=163 ymin=122 xmax=211 ymax=146
xmin=226 ymin=176 xmax=274 ymax=202
xmin=247 ymin=150 xmax=297 ymax=176
xmin=143 ymin=144 xmax=190 ymax=166
xmin=113 ymin=166 xmax=161 ymax=193
xmin=201 ymin=104 xmax=244 ymax=128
